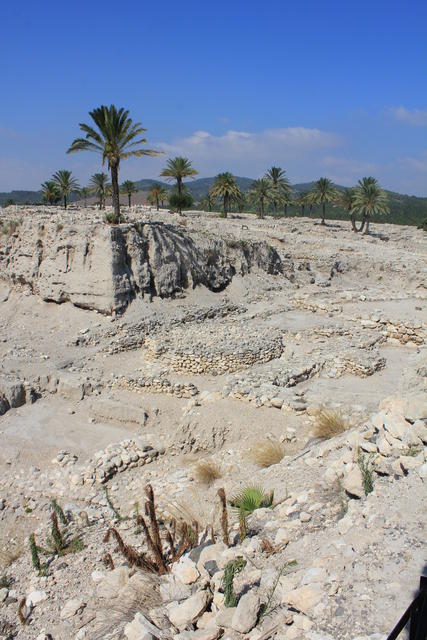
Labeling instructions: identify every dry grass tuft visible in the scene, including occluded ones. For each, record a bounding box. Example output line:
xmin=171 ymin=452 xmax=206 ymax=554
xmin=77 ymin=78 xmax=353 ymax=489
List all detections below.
xmin=313 ymin=407 xmax=349 ymax=439
xmin=250 ymin=439 xmax=285 ymax=468
xmin=193 ymin=460 xmax=222 ymax=486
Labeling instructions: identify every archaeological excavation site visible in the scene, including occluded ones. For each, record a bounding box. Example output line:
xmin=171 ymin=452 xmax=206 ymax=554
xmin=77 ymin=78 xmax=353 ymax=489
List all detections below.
xmin=0 ymin=205 xmax=426 ymax=640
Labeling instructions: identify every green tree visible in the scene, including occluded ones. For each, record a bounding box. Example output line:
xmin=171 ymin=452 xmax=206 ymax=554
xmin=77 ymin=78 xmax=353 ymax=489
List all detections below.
xmin=169 ymin=189 xmax=193 ymax=212
xmin=352 ymin=177 xmax=389 ymax=235
xmin=79 ymin=186 xmax=91 ymax=206
xmin=335 ymin=188 xmax=356 ymax=231
xmin=89 ymin=172 xmax=110 ymax=209
xmin=52 ymin=170 xmax=79 ymax=209
xmin=160 ymin=157 xmax=198 ymax=213
xmin=248 ymin=178 xmax=272 ymax=218
xmin=41 ymin=180 xmax=61 ymax=205
xmin=148 ymin=183 xmax=168 ymax=210
xmin=210 ymin=172 xmax=242 ymax=218
xmin=67 ymin=105 xmax=160 ymax=223
xmin=199 ymin=192 xmax=213 ymax=212
xmin=265 ymin=166 xmax=291 ymax=215
xmin=121 ymin=180 xmax=138 ymax=207
xmin=313 ymin=177 xmax=339 ymax=225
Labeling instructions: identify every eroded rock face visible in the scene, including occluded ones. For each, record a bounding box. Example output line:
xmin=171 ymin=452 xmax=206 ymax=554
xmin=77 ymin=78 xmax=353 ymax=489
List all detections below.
xmin=0 ymin=219 xmax=285 ymax=314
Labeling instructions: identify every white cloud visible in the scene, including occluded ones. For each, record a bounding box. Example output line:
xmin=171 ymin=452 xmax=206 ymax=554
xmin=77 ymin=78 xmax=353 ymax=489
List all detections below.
xmin=399 ymin=152 xmax=427 ymax=173
xmin=388 ymin=106 xmax=427 ymax=126
xmin=318 ymin=156 xmax=379 ymax=185
xmin=151 ymin=127 xmax=343 ymax=178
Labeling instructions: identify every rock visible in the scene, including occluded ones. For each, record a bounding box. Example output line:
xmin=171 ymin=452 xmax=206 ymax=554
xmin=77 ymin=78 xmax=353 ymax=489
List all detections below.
xmin=167 ymin=590 xmax=211 ymax=630
xmin=58 ymin=374 xmax=85 ymax=402
xmin=90 ymin=398 xmax=148 ymax=427
xmin=419 ymin=463 xmax=427 ymax=479
xmin=299 ymin=511 xmax=312 ymax=522
xmin=1 ymin=219 xmax=284 ymax=313
xmin=189 ymin=629 xmax=222 ymax=640
xmin=60 ymin=598 xmax=85 ymax=619
xmin=231 ymin=592 xmax=260 ymax=633
xmin=96 ymin=566 xmax=130 ymax=598
xmin=285 ymin=585 xmax=324 ymax=614
xmin=26 ymin=590 xmax=48 ymax=607
xmin=215 ymin=607 xmax=236 ymax=628
xmin=196 ymin=542 xmax=228 ymax=572
xmin=124 ymin=613 xmax=156 ymax=640
xmin=172 ymin=557 xmax=200 ymax=584
xmin=383 ymin=415 xmax=408 ymax=440
xmin=0 ymin=498 xmax=5 ymax=510
xmin=300 ymin=568 xmax=327 ymax=585
xmin=0 ymin=587 xmax=8 ymax=603
xmin=274 ymin=529 xmax=290 ymax=546
xmin=404 ymin=397 xmax=427 ymax=423
xmin=342 ymin=466 xmax=364 ymax=498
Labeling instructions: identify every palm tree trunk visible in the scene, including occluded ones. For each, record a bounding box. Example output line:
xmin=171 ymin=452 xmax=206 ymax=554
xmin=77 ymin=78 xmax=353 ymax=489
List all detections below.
xmin=128 ymin=193 xmax=131 ymax=207
xmin=321 ymin=202 xmax=326 ymax=224
xmin=284 ymin=203 xmax=288 ymax=216
xmin=110 ymin=164 xmax=120 ymax=223
xmin=156 ymin=196 xmax=159 ymax=211
xmin=350 ymin=211 xmax=357 ymax=232
xmin=363 ymin=215 xmax=370 ymax=235
xmin=260 ymin=198 xmax=264 ymax=218
xmin=64 ymin=195 xmax=67 ymax=210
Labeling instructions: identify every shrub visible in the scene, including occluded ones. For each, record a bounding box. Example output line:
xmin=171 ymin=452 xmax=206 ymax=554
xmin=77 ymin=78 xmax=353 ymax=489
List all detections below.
xmin=169 ymin=191 xmax=193 ymax=211
xmin=250 ymin=439 xmax=284 ymax=468
xmin=357 ymin=447 xmax=374 ymax=495
xmin=0 ymin=218 xmax=22 ymax=236
xmin=56 ymin=223 xmax=64 ymax=232
xmin=313 ymin=407 xmax=349 ymax=439
xmin=104 ymin=211 xmax=125 ymax=224
xmin=229 ymin=485 xmax=274 ymax=516
xmin=223 ymin=558 xmax=246 ymax=607
xmin=193 ymin=460 xmax=222 ymax=486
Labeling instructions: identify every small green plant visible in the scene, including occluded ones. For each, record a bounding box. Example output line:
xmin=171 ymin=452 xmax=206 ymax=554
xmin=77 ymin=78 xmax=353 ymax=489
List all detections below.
xmin=51 ymin=499 xmax=67 ymax=525
xmin=0 ymin=574 xmax=12 ymax=589
xmin=56 ymin=222 xmax=64 ymax=232
xmin=259 ymin=560 xmax=297 ymax=621
xmin=223 ymin=558 xmax=246 ymax=607
xmin=357 ymin=447 xmax=374 ymax=495
xmin=336 ymin=479 xmax=349 ymax=517
xmin=28 ymin=534 xmax=41 ymax=572
xmin=104 ymin=487 xmax=122 ymax=522
xmin=104 ymin=211 xmax=125 ymax=224
xmin=238 ymin=507 xmax=247 ymax=543
xmin=51 ymin=512 xmax=64 ymax=555
xmin=229 ymin=485 xmax=274 ymax=516
xmin=401 ymin=445 xmax=422 ymax=457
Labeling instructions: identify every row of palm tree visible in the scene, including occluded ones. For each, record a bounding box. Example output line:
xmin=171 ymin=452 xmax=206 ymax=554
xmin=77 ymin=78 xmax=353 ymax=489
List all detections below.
xmin=56 ymin=104 xmax=388 ymax=232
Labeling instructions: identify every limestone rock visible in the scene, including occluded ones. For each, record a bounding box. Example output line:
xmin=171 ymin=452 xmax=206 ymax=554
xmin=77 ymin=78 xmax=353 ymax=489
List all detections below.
xmin=60 ymin=598 xmax=85 ymax=619
xmin=342 ymin=466 xmax=364 ymax=498
xmin=167 ymin=590 xmax=211 ymax=630
xmin=172 ymin=557 xmax=200 ymax=584
xmin=285 ymin=585 xmax=324 ymax=614
xmin=231 ymin=592 xmax=260 ymax=633
xmin=124 ymin=613 xmax=156 ymax=640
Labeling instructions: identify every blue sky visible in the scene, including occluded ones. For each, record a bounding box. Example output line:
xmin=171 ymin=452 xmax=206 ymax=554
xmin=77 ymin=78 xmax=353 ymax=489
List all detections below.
xmin=1 ymin=0 xmax=427 ymax=194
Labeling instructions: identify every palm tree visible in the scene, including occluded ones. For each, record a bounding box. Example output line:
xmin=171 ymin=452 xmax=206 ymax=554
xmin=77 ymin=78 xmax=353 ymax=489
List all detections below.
xmin=209 ymin=172 xmax=242 ymax=217
xmin=79 ymin=186 xmax=91 ymax=206
xmin=313 ymin=178 xmax=339 ymax=225
xmin=52 ymin=170 xmax=79 ymax=209
xmin=160 ymin=157 xmax=198 ymax=213
xmin=265 ymin=166 xmax=291 ymax=215
xmin=199 ymin=193 xmax=213 ymax=212
xmin=335 ymin=188 xmax=356 ymax=231
xmin=41 ymin=180 xmax=61 ymax=205
xmin=352 ymin=178 xmax=389 ymax=235
xmin=67 ymin=105 xmax=161 ymax=224
xmin=89 ymin=172 xmax=110 ymax=209
xmin=296 ymin=192 xmax=310 ymax=216
xmin=121 ymin=180 xmax=138 ymax=207
xmin=149 ymin=183 xmax=168 ymax=210
xmin=248 ymin=178 xmax=272 ymax=218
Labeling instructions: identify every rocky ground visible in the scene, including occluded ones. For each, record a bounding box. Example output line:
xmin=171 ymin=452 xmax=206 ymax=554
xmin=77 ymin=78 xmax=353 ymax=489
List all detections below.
xmin=0 ymin=204 xmax=426 ymax=640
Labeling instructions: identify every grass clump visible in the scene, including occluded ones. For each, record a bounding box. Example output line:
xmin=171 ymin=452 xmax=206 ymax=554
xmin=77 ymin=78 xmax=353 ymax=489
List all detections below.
xmin=194 ymin=460 xmax=222 ymax=486
xmin=223 ymin=558 xmax=246 ymax=607
xmin=229 ymin=485 xmax=274 ymax=517
xmin=250 ymin=439 xmax=284 ymax=468
xmin=0 ymin=218 xmax=22 ymax=236
xmin=357 ymin=447 xmax=374 ymax=495
xmin=104 ymin=211 xmax=125 ymax=224
xmin=313 ymin=407 xmax=349 ymax=439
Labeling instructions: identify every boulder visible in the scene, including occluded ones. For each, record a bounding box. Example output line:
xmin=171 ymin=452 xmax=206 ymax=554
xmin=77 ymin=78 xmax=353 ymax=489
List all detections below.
xmin=285 ymin=585 xmax=324 ymax=614
xmin=342 ymin=467 xmax=364 ymax=498
xmin=404 ymin=397 xmax=427 ymax=423
xmin=167 ymin=590 xmax=211 ymax=630
xmin=172 ymin=557 xmax=200 ymax=585
xmin=231 ymin=592 xmax=260 ymax=633
xmin=124 ymin=613 xmax=156 ymax=640
xmin=60 ymin=598 xmax=85 ymax=619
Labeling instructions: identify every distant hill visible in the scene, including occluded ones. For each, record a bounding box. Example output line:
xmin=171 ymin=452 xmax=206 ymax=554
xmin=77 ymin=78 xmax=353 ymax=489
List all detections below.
xmin=1 ymin=177 xmax=426 ymax=227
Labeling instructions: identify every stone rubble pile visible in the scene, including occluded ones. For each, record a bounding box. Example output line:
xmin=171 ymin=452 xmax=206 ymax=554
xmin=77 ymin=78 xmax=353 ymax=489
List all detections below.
xmin=74 ymin=439 xmax=163 ymax=485
xmin=113 ymin=375 xmax=199 ymax=398
xmin=323 ymin=395 xmax=427 ymax=494
xmin=144 ymin=325 xmax=284 ymax=375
